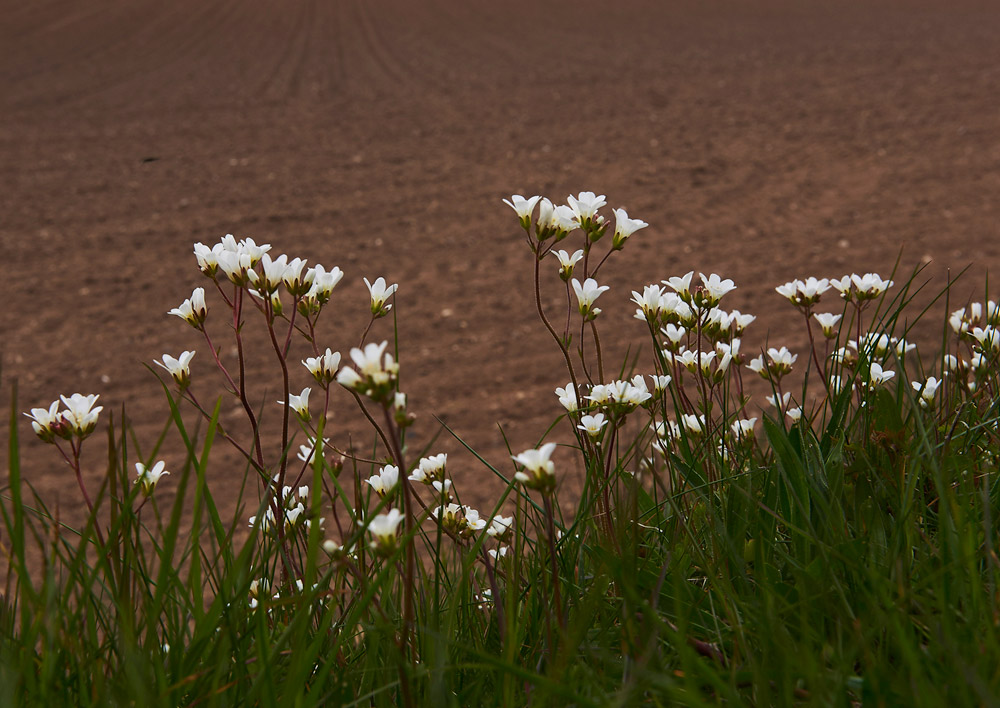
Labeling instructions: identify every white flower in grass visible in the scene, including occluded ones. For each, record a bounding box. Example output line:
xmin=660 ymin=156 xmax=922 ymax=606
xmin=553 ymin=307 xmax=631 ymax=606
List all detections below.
xmin=368 ymin=509 xmax=404 ymax=556
xmin=578 ymin=413 xmax=607 ymax=438
xmin=767 ymin=347 xmax=797 ymax=377
xmin=554 ymin=383 xmax=577 ymax=412
xmin=410 ymin=453 xmax=447 ymax=484
xmin=729 ymin=310 xmax=756 ymax=335
xmin=698 ymin=273 xmax=736 ymax=306
xmin=25 ymin=400 xmax=62 ymax=443
xmin=813 ymin=312 xmax=842 ymax=338
xmin=279 ymin=387 xmax=311 ymax=422
xmin=618 ymin=376 xmax=652 ymax=408
xmin=828 ymin=375 xmax=852 ymax=396
xmin=364 ymin=277 xmax=398 ymax=318
xmin=337 ymin=341 xmax=399 ymax=401
xmin=464 ymin=507 xmax=487 ymax=533
xmin=303 ymin=348 xmax=342 ymax=386
xmin=155 ymin=350 xmax=195 ymax=389
xmin=971 ymin=326 xmax=1000 ymax=351
xmin=282 ymin=257 xmax=311 ymax=296
xmin=943 ymin=354 xmax=960 ymax=372
xmin=60 ymin=393 xmax=103 ymax=438
xmin=663 ymin=271 xmax=695 ymax=298
xmin=503 ymin=194 xmax=542 ymax=230
xmin=747 ymin=355 xmax=767 ymax=378
xmin=650 ymin=374 xmax=672 ymax=394
xmin=912 ymin=377 xmax=942 ymax=408
xmin=867 ymin=362 xmax=895 ymax=388
xmin=553 ymin=249 xmax=584 ymax=281
xmin=488 ymin=546 xmax=509 ymax=561
xmin=851 ymin=273 xmax=893 ymax=300
xmin=365 ymin=465 xmax=399 ymax=497
xmin=168 ymin=287 xmax=207 ymax=327
xmin=895 ymin=338 xmax=917 ymax=356
xmin=431 ymin=479 xmax=453 ymax=498
xmin=830 ymin=275 xmax=854 ymax=300
xmin=730 ymin=417 xmax=758 ymax=440
xmin=830 ymin=347 xmax=856 ymax=366
xmin=487 ymin=515 xmax=513 ymax=542
xmin=676 ymin=349 xmax=699 ymax=373
xmin=680 ymin=414 xmax=705 ymax=435
xmin=786 ymin=407 xmax=803 ymax=423
xmin=631 ymin=284 xmax=665 ymax=323
xmin=611 ymin=208 xmax=648 ymax=249
xmin=766 ymin=392 xmax=792 ymax=410
xmin=512 ymin=442 xmax=557 ymax=493
xmin=572 ymin=277 xmax=609 ymax=321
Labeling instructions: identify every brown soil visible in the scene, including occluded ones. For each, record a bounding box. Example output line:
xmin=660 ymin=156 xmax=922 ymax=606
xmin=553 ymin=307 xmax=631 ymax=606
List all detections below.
xmin=2 ymin=0 xmax=999 ymax=535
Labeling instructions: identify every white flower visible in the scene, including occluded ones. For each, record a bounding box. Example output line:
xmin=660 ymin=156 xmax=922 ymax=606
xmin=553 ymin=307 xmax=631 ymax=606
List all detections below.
xmin=552 ymin=249 xmax=584 ymax=281
xmin=767 ymin=347 xmax=797 ymax=375
xmin=813 ymin=312 xmax=842 ymax=338
xmin=766 ymin=392 xmax=792 ymax=409
xmin=661 ymin=323 xmax=686 ymax=348
xmin=487 ymin=515 xmax=513 ymax=541
xmin=631 ymin=284 xmax=665 ymax=322
xmin=611 ymin=208 xmax=648 ymax=249
xmin=786 ymin=407 xmax=803 ymax=423
xmin=512 ymin=442 xmax=557 ymax=492
xmin=364 ymin=277 xmax=398 ymax=317
xmin=259 ymin=253 xmax=289 ymax=292
xmin=410 ymin=453 xmax=447 ymax=483
xmin=662 ymin=271 xmax=695 ymax=298
xmin=365 ymin=465 xmax=399 ymax=497
xmin=60 ymin=393 xmax=103 ymax=438
xmin=155 ymin=351 xmax=195 ymax=389
xmin=680 ymin=414 xmax=705 ymax=435
xmin=851 ymin=273 xmax=893 ymax=299
xmin=555 ymin=383 xmax=578 ymax=412
xmin=912 ymin=376 xmax=941 ymax=408
xmin=586 ymin=384 xmax=613 ymax=405
xmin=971 ymin=326 xmax=1000 ymax=351
xmin=566 ymin=191 xmax=607 ymax=224
xmin=698 ymin=273 xmax=737 ymax=305
xmin=650 ymin=374 xmax=672 ymax=393
xmin=25 ymin=400 xmax=62 ymax=442
xmin=337 ymin=341 xmax=399 ymax=401
xmin=303 ymin=348 xmax=341 ymax=385
xmin=282 ymin=257 xmax=310 ymax=296
xmin=193 ymin=242 xmax=221 ymax=276
xmin=368 ymin=509 xmax=404 ymax=554
xmin=776 ymin=277 xmax=830 ymax=307
xmin=571 ymin=277 xmax=610 ymax=321
xmin=135 ymin=460 xmax=170 ymax=496
xmin=279 ymin=387 xmax=311 ymax=422
xmin=536 ymin=198 xmax=578 ymax=239
xmin=747 ymin=355 xmax=767 ymax=378
xmin=431 ymin=479 xmax=453 ymax=497
xmin=168 ymin=287 xmax=207 ymax=327
xmin=730 ymin=417 xmax=758 ymax=440
xmin=503 ymin=194 xmax=542 ymax=229
xmin=578 ymin=413 xmax=607 ymax=438
xmin=867 ymin=362 xmax=895 ymax=387
xmin=729 ymin=310 xmax=756 ymax=334
xmin=304 ymin=264 xmax=344 ymax=306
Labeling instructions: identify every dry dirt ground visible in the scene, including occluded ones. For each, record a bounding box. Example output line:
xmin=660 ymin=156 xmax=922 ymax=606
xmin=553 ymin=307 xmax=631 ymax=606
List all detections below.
xmin=2 ymin=0 xmax=999 ymax=535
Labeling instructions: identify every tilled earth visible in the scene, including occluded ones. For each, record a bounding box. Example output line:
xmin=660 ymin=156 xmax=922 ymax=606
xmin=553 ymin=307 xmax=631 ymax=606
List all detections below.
xmin=2 ymin=0 xmax=999 ymax=536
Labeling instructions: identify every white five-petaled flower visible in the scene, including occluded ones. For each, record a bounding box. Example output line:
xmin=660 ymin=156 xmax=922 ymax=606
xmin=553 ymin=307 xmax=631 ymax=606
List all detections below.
xmin=611 ymin=208 xmax=648 ymax=249
xmin=60 ymin=393 xmax=103 ymax=438
xmin=553 ymin=249 xmax=584 ymax=281
xmin=681 ymin=413 xmax=705 ymax=435
xmin=365 ymin=465 xmax=399 ymax=497
xmin=776 ymin=277 xmax=831 ymax=307
xmin=555 ymin=383 xmax=578 ymax=412
xmin=168 ymin=287 xmax=207 ymax=327
xmin=135 ymin=460 xmax=170 ymax=496
xmin=631 ymin=284 xmax=665 ymax=322
xmin=155 ymin=351 xmax=195 ymax=389
xmin=698 ymin=273 xmax=737 ymax=305
xmin=279 ymin=387 xmax=311 ymax=422
xmin=410 ymin=453 xmax=447 ymax=483
xmin=912 ymin=376 xmax=941 ymax=408
xmin=572 ymin=277 xmax=610 ymax=321
xmin=730 ymin=417 xmax=758 ymax=440
xmin=303 ymin=348 xmax=342 ymax=385
xmin=512 ymin=442 xmax=557 ymax=493
xmin=367 ymin=508 xmax=404 ymax=555
xmin=364 ymin=277 xmax=398 ymax=317
xmin=578 ymin=413 xmax=607 ymax=438
xmin=767 ymin=347 xmax=798 ymax=375
xmin=503 ymin=194 xmax=542 ymax=230
xmin=336 ymin=341 xmax=399 ymax=401
xmin=566 ymin=191 xmax=607 ymax=225
xmin=25 ymin=400 xmax=62 ymax=442
xmin=786 ymin=407 xmax=803 ymax=423
xmin=851 ymin=273 xmax=894 ymax=300
xmin=304 ymin=264 xmax=344 ymax=306
xmin=813 ymin=312 xmax=842 ymax=338
xmin=766 ymin=392 xmax=792 ymax=410
xmin=867 ymin=362 xmax=895 ymax=388
xmin=662 ymin=271 xmax=695 ymax=298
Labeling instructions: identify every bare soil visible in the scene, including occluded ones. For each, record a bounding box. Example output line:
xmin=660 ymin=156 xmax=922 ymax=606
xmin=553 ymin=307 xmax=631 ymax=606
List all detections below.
xmin=2 ymin=0 xmax=999 ymax=534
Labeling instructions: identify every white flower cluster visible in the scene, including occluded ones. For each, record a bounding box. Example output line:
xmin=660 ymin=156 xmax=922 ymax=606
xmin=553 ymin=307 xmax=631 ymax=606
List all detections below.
xmin=505 ymin=192 xmax=648 ymax=254
xmin=25 ymin=393 xmax=103 ymax=443
xmin=249 ymin=484 xmax=322 ymax=536
xmin=335 ymin=341 xmax=400 ymax=404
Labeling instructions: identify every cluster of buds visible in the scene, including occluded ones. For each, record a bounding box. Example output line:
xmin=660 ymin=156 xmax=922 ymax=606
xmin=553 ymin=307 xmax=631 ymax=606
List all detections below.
xmin=335 ymin=341 xmax=400 ymax=404
xmin=25 ymin=393 xmax=103 ymax=443
xmin=831 ymin=273 xmax=894 ymax=303
xmin=432 ymin=503 xmax=487 ymax=539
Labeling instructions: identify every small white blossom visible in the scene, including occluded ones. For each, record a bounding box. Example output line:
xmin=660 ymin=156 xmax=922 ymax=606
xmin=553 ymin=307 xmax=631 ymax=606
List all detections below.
xmin=303 ymin=348 xmax=342 ymax=385
xmin=813 ymin=312 xmax=842 ymax=338
xmin=365 ymin=465 xmax=399 ymax=497
xmin=698 ymin=273 xmax=737 ymax=305
xmin=60 ymin=393 xmax=103 ymax=438
xmin=364 ymin=277 xmax=398 ymax=318
xmin=155 ymin=351 xmax=195 ymax=389
xmin=512 ymin=442 xmax=557 ymax=493
xmin=503 ymin=194 xmax=542 ymax=229
xmin=578 ymin=413 xmax=607 ymax=438
xmin=279 ymin=387 xmax=311 ymax=422
xmin=555 ymin=383 xmax=578 ymax=412
xmin=135 ymin=461 xmax=169 ymax=496
xmin=572 ymin=277 xmax=610 ymax=321
xmin=168 ymin=287 xmax=207 ymax=327
xmin=25 ymin=400 xmax=62 ymax=442
xmin=662 ymin=271 xmax=695 ymax=298
xmin=553 ymin=249 xmax=584 ymax=281
xmin=912 ymin=376 xmax=941 ymax=408
xmin=611 ymin=208 xmax=648 ymax=249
